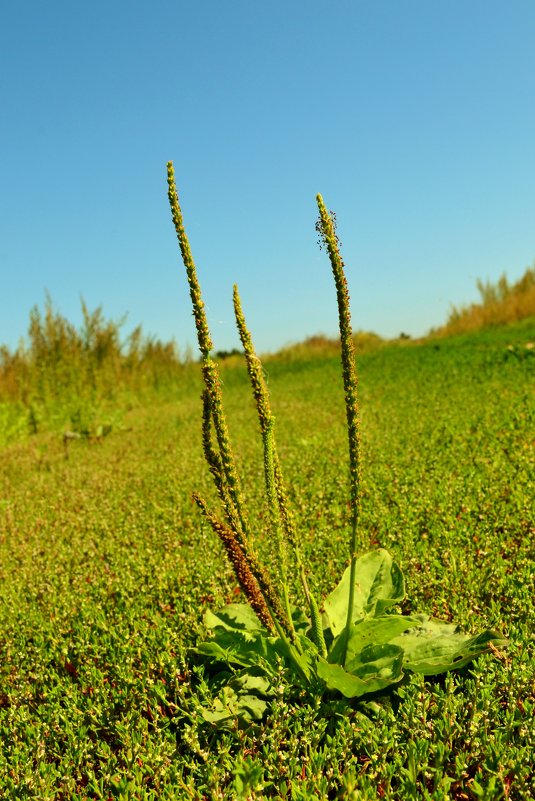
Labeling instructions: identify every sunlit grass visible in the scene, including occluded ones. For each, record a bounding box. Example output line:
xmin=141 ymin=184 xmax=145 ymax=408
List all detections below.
xmin=0 ymin=321 xmax=533 ymax=798
xmin=433 ymin=265 xmax=535 ymax=337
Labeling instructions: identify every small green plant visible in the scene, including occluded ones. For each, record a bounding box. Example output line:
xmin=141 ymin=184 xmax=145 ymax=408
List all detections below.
xmin=166 ymin=162 xmax=506 ymax=725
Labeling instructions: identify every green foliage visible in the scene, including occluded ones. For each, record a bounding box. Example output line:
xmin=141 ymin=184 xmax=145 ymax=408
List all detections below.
xmin=166 ymin=164 xmax=506 ymax=726
xmin=1 ymin=320 xmax=533 ymax=798
xmin=194 ymin=551 xmax=504 ymax=719
xmin=323 ymin=549 xmax=404 ymax=635
xmin=0 ymin=295 xmax=193 ymax=447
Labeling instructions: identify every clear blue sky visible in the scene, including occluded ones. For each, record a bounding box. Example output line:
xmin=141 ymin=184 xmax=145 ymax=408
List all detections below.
xmin=1 ymin=1 xmax=534 ymax=355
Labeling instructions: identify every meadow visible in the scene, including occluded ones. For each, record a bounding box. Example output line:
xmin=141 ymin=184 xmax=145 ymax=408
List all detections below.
xmin=0 ymin=312 xmax=533 ymax=799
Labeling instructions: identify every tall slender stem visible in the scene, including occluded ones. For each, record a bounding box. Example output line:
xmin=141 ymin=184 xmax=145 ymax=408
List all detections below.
xmin=234 ymin=285 xmax=326 ymax=652
xmin=167 ymin=162 xmax=293 ymax=638
xmin=316 ymin=194 xmax=362 ymax=667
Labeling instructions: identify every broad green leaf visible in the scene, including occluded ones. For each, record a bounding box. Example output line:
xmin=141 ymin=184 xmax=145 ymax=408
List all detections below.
xmin=202 ymin=667 xmax=273 ymax=725
xmin=204 ymin=603 xmax=265 ymax=633
xmin=390 ymin=615 xmax=508 ymax=675
xmin=317 ymin=644 xmax=404 ymax=698
xmin=328 ymin=615 xmax=420 ymax=667
xmin=349 ymin=643 xmax=405 ymax=680
xmin=194 ymin=627 xmax=281 ymax=672
xmin=197 ymin=605 xmax=320 ymax=683
xmin=323 ymin=550 xmax=405 ymax=636
xmin=265 ymin=630 xmax=319 ymax=684
xmin=194 ymin=638 xmax=247 ymax=667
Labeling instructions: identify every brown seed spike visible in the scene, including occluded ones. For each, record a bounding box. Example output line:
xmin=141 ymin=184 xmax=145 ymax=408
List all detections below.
xmin=193 ymin=494 xmax=274 ymax=631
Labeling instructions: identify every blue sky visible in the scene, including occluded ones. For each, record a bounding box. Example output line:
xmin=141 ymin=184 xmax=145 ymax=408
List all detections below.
xmin=1 ymin=1 xmax=534 ymax=355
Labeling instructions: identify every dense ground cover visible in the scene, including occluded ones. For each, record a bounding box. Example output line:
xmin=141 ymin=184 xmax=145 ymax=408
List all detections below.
xmin=0 ymin=321 xmax=534 ymax=799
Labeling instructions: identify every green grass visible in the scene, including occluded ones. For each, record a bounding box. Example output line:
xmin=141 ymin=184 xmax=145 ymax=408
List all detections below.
xmin=0 ymin=321 xmax=534 ymax=799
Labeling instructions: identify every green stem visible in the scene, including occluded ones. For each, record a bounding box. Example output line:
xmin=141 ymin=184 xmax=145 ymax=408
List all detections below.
xmin=316 ymin=194 xmax=362 ymax=667
xmin=263 ymin=418 xmax=295 ymax=636
xmin=167 ymin=163 xmax=293 ymax=639
xmin=234 ymin=285 xmax=327 ymax=652
xmin=270 ymin=612 xmax=312 ymax=685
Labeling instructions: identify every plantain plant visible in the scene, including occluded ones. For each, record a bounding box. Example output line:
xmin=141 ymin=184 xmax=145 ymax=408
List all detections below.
xmin=166 ymin=162 xmax=506 ymax=725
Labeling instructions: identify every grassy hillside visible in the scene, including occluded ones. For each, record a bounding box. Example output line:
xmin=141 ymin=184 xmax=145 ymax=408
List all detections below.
xmin=1 ymin=321 xmax=533 ymax=799
xmin=3 ymin=263 xmax=534 ymax=449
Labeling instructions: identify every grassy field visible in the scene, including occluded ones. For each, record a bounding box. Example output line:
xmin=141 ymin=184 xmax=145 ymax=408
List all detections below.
xmin=0 ymin=320 xmax=534 ymax=799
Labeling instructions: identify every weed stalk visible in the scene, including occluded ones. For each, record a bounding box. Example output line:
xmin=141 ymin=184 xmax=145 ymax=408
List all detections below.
xmin=315 ymin=194 xmax=362 ymax=667
xmin=167 ymin=161 xmax=294 ymax=639
xmin=233 ymin=285 xmax=326 ymax=655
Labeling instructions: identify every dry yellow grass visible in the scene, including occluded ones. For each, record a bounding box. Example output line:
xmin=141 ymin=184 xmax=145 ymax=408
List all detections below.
xmin=434 ymin=265 xmax=535 ymax=337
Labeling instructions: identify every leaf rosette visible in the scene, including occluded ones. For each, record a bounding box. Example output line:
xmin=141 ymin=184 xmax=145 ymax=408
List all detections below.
xmin=193 ymin=551 xmax=506 ymax=722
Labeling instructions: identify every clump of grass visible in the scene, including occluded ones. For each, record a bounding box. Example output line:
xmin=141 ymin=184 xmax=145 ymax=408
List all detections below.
xmin=434 ymin=265 xmax=535 ymax=337
xmin=0 ymin=295 xmax=191 ymax=445
xmin=166 ymin=161 xmax=506 ymax=725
